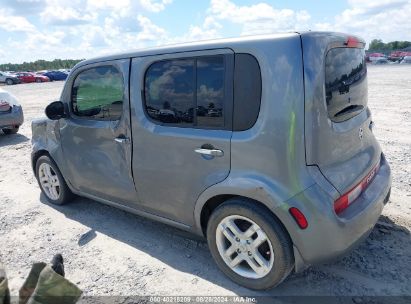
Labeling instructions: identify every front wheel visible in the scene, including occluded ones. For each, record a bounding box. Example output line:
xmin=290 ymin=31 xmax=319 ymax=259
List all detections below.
xmin=207 ymin=198 xmax=294 ymax=290
xmin=35 ymin=78 xmax=42 ymax=83
xmin=6 ymin=78 xmax=14 ymax=85
xmin=35 ymin=155 xmax=74 ymax=205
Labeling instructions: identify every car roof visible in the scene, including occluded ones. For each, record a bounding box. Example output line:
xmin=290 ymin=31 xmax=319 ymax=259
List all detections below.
xmin=73 ymin=33 xmax=300 ymax=69
xmin=72 ymin=31 xmax=362 ymax=71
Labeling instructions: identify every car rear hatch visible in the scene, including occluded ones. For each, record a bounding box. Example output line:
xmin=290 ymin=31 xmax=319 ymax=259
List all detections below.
xmin=302 ymin=32 xmax=382 ymax=206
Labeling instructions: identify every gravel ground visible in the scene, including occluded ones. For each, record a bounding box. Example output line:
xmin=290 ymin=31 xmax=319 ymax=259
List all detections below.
xmin=0 ymin=65 xmax=410 ymax=300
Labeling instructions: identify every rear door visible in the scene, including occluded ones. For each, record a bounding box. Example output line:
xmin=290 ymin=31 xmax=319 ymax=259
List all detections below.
xmin=130 ymin=49 xmax=233 ymax=224
xmin=303 ymin=33 xmax=381 ymax=194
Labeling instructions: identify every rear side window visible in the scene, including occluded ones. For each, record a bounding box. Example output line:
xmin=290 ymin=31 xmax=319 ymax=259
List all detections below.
xmin=71 ymin=66 xmax=124 ymax=121
xmin=325 ymin=48 xmax=367 ymax=122
xmin=144 ymin=55 xmax=226 ymax=129
xmin=196 ymin=56 xmax=225 ymax=128
xmin=233 ymin=54 xmax=261 ymax=131
xmin=145 ymin=59 xmax=195 ymax=126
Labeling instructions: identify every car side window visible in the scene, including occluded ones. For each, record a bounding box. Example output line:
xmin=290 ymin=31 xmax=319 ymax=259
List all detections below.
xmin=196 ymin=56 xmax=225 ymax=128
xmin=145 ymin=59 xmax=195 ymax=125
xmin=144 ymin=55 xmax=226 ymax=129
xmin=71 ymin=66 xmax=123 ymax=121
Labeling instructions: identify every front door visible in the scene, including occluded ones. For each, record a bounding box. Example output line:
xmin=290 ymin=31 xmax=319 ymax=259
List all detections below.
xmin=130 ymin=49 xmax=233 ymax=225
xmin=59 ymin=59 xmax=138 ymax=204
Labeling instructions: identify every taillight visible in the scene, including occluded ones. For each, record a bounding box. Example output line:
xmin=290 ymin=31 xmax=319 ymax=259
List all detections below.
xmin=0 ymin=100 xmax=11 ymax=112
xmin=289 ymin=207 xmax=308 ymax=229
xmin=334 ymin=161 xmax=381 ymax=214
xmin=345 ymin=36 xmax=365 ymax=48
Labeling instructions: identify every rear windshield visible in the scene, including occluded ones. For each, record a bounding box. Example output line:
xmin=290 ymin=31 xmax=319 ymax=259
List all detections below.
xmin=325 ymin=48 xmax=367 ymax=122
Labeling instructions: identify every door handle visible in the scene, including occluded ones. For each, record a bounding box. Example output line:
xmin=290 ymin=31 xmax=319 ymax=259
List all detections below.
xmin=195 ymin=148 xmax=224 ymax=157
xmin=114 ymin=136 xmax=130 ymax=144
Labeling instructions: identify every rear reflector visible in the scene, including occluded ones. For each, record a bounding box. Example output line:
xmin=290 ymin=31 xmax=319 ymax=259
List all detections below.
xmin=289 ymin=207 xmax=308 ymax=229
xmin=334 ymin=161 xmax=381 ymax=214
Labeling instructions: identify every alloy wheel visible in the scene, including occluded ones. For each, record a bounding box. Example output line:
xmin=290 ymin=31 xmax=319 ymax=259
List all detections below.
xmin=215 ymin=215 xmax=274 ymax=279
xmin=38 ymin=163 xmax=61 ymax=200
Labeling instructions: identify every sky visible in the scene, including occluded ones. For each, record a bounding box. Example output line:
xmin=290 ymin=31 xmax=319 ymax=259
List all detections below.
xmin=0 ymin=0 xmax=410 ymax=64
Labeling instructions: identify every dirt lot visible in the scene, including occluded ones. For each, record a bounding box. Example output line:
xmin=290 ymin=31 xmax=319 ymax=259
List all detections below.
xmin=0 ymin=66 xmax=410 ymax=300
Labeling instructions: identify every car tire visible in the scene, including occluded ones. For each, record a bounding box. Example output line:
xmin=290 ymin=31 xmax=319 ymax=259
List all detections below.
xmin=207 ymin=198 xmax=294 ymax=290
xmin=2 ymin=127 xmax=19 ymax=134
xmin=6 ymin=78 xmax=14 ymax=85
xmin=35 ymin=78 xmax=42 ymax=83
xmin=35 ymin=155 xmax=74 ymax=205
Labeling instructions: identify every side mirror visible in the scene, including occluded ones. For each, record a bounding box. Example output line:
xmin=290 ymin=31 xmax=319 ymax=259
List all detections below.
xmin=45 ymin=101 xmax=67 ymax=120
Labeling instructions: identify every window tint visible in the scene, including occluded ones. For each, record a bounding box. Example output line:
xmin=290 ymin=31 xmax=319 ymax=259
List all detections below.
xmin=71 ymin=66 xmax=123 ymax=120
xmin=145 ymin=59 xmax=194 ymax=125
xmin=196 ymin=57 xmax=225 ymax=128
xmin=144 ymin=55 xmax=226 ymax=129
xmin=325 ymin=48 xmax=367 ymax=122
xmin=233 ymin=54 xmax=261 ymax=131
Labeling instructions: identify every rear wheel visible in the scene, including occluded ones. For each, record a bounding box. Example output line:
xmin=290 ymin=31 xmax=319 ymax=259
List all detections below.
xmin=35 ymin=155 xmax=73 ymax=205
xmin=2 ymin=127 xmax=19 ymax=134
xmin=207 ymin=198 xmax=294 ymax=290
xmin=6 ymin=78 xmax=14 ymax=85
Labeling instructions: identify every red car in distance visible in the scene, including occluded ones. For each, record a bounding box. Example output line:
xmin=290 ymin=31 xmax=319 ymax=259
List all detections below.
xmin=15 ymin=72 xmax=50 ymax=83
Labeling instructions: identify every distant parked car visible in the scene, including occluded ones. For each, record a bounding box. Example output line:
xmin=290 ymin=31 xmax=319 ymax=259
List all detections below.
xmin=0 ymin=72 xmax=21 ymax=85
xmin=374 ymin=58 xmax=389 ymax=65
xmin=207 ymin=109 xmax=220 ymax=117
xmin=16 ymin=72 xmax=50 ymax=83
xmin=389 ymin=51 xmax=411 ymax=61
xmin=58 ymin=69 xmax=71 ymax=74
xmin=338 ymin=81 xmax=350 ymax=94
xmin=41 ymin=71 xmax=68 ymax=81
xmin=0 ymin=88 xmax=24 ymax=134
xmin=400 ymin=56 xmax=411 ymax=64
xmin=34 ymin=73 xmax=51 ymax=82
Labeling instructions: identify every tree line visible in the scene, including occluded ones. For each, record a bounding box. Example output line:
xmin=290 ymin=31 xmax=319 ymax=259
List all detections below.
xmin=0 ymin=59 xmax=84 ymax=72
xmin=368 ymin=39 xmax=411 ymax=51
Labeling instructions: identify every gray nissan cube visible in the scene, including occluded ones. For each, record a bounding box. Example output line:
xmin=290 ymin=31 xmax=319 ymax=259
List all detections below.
xmin=31 ymin=32 xmax=392 ymax=290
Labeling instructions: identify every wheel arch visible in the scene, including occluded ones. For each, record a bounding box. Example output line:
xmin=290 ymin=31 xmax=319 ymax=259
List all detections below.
xmin=194 ymin=175 xmax=298 ymax=235
xmin=31 ymin=149 xmax=50 ymax=173
xmin=199 ymin=194 xmax=292 ymax=241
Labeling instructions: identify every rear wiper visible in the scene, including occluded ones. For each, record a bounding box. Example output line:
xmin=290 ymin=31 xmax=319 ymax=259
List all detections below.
xmin=334 ymin=105 xmax=364 ymax=118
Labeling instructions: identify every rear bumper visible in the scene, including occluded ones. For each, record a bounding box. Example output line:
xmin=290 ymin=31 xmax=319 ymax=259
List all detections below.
xmin=0 ymin=105 xmax=24 ymax=129
xmin=286 ymin=154 xmax=391 ymax=270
